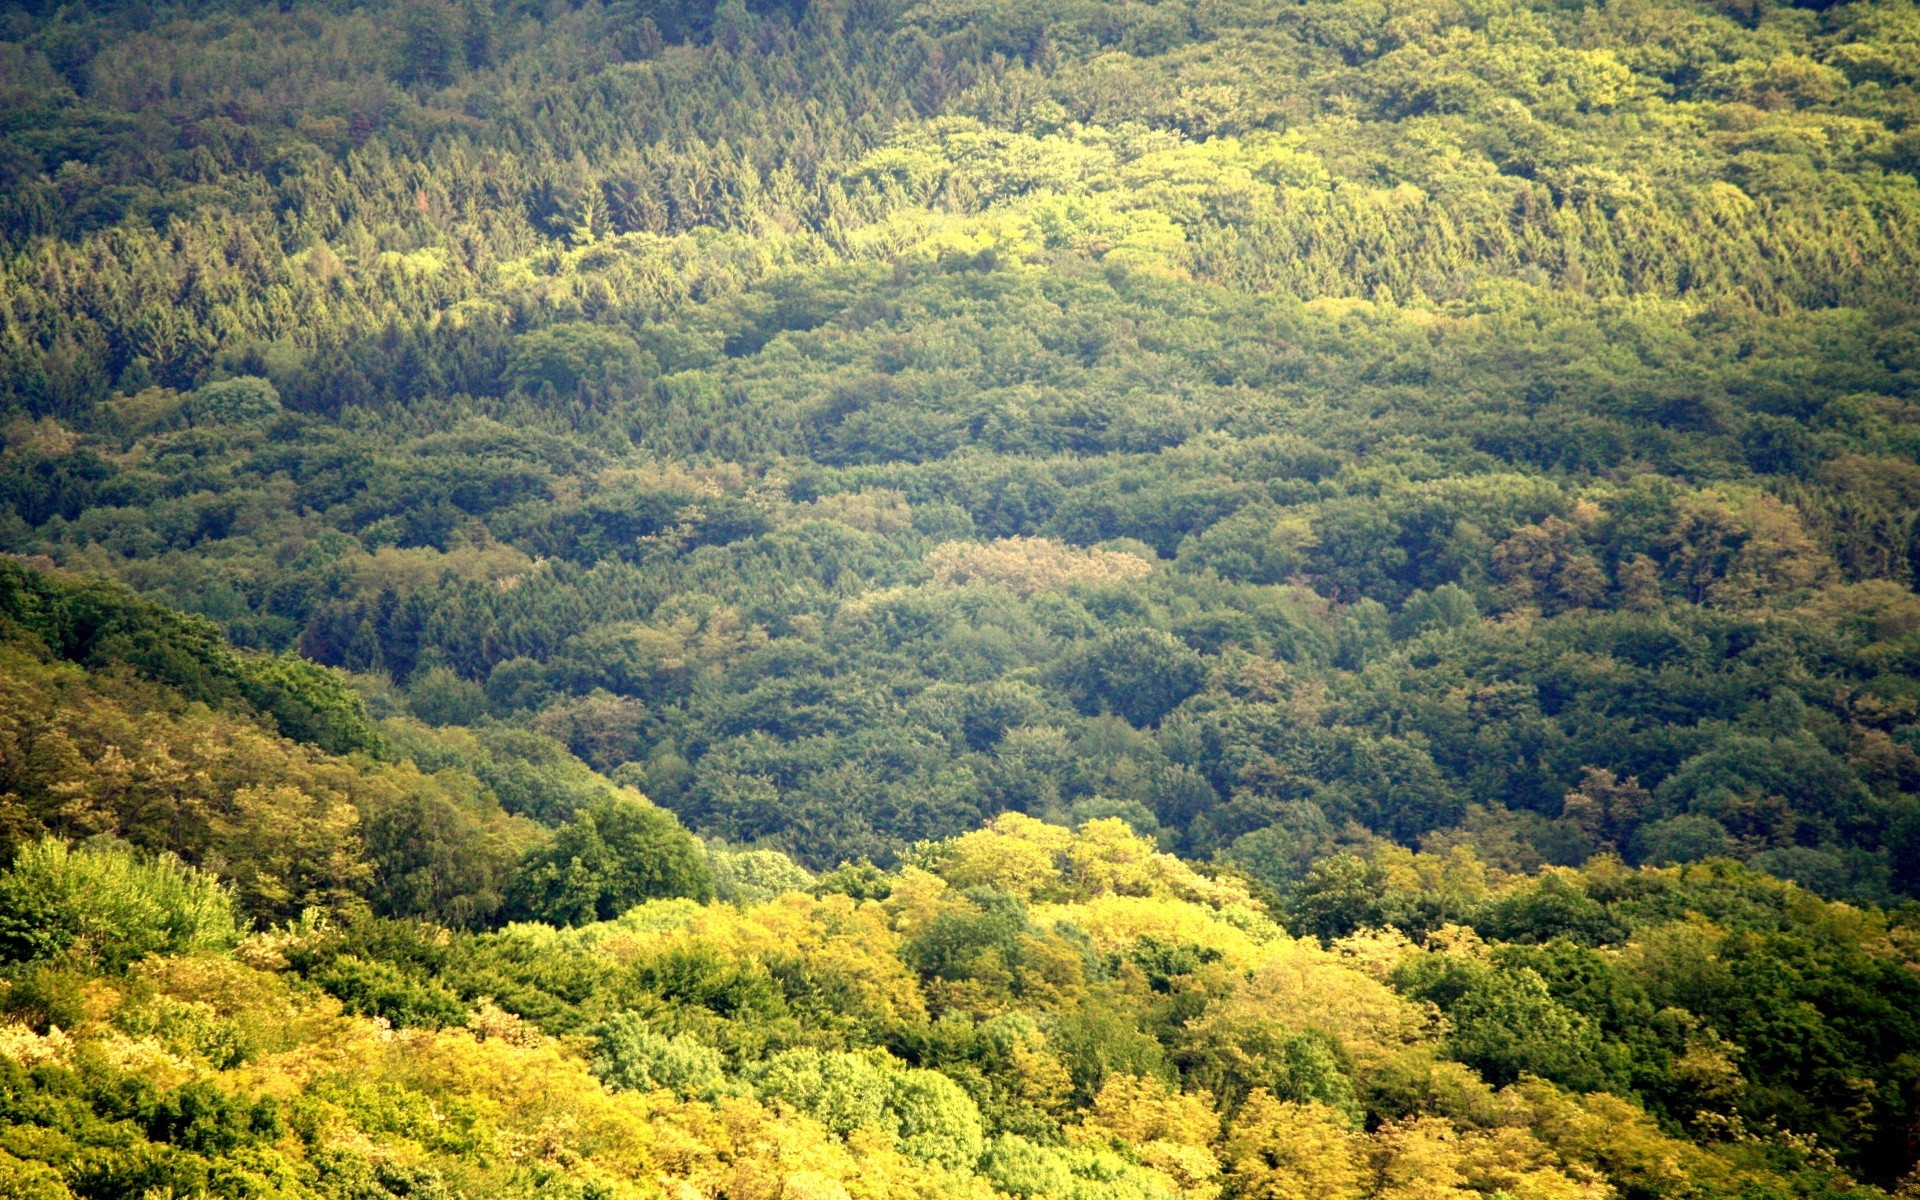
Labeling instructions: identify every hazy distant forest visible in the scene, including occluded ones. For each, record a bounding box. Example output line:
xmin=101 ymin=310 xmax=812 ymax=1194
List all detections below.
xmin=2 ymin=0 xmax=1920 ymax=1196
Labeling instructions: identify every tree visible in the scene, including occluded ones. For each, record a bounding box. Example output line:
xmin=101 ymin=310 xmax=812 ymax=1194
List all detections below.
xmin=749 ymin=1047 xmax=986 ymax=1169
xmin=1490 ymin=515 xmax=1607 ymax=613
xmin=363 ymin=776 xmax=529 ymax=928
xmin=1560 ymin=767 xmax=1650 ymax=853
xmin=504 ymin=795 xmax=713 ymax=925
xmin=408 ymin=664 xmax=489 ymax=726
xmin=591 ymin=1013 xmax=729 ymax=1099
xmin=1444 ymin=965 xmax=1608 ymax=1091
xmin=398 ymin=0 xmax=461 ymax=88
xmin=1220 ymin=1091 xmax=1364 ymax=1200
xmin=506 ymin=324 xmax=655 ymax=400
xmin=0 ymin=838 xmax=237 ymax=972
xmin=1662 ymin=491 xmax=1832 ymax=608
xmin=1061 ymin=628 xmax=1207 ymax=727
xmin=183 ymin=376 xmax=280 ymax=426
xmin=1629 ymin=815 xmax=1734 ymax=865
xmin=1286 ymin=855 xmax=1390 ymax=943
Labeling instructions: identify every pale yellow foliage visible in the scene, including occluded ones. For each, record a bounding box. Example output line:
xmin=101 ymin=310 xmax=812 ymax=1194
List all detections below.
xmin=1372 ymin=1117 xmax=1473 ymax=1200
xmin=1003 ymin=1019 xmax=1076 ymax=1120
xmin=1795 ymin=579 xmax=1920 ymax=646
xmin=790 ymin=489 xmax=916 ymax=535
xmin=1372 ymin=844 xmax=1498 ymax=903
xmin=1065 ymin=818 xmax=1253 ymax=908
xmin=1183 ymin=941 xmax=1431 ymax=1068
xmin=348 ymin=541 xmax=536 ymax=594
xmin=370 ymin=1027 xmax=661 ymax=1182
xmin=1220 ymin=1092 xmax=1365 ymax=1200
xmin=926 ymin=536 xmax=1153 ymax=596
xmin=114 ymin=955 xmax=326 ymax=1071
xmin=0 ymin=1023 xmax=73 ymax=1067
xmin=1665 ymin=488 xmax=1832 ymax=607
xmin=1330 ymin=927 xmax=1422 ymax=982
xmin=0 ymin=416 xmax=80 ymax=460
xmin=92 ymin=1027 xmax=202 ymax=1079
xmin=683 ymin=892 xmax=929 ymax=1027
xmin=1143 ymin=1140 xmax=1228 ymax=1200
xmin=1358 ymin=1049 xmax=1516 ymax=1130
xmin=1087 ymin=1073 xmax=1221 ymax=1148
xmin=781 ymin=1171 xmax=855 ymax=1200
xmin=1508 ymin=1080 xmax=1736 ymax=1198
xmin=1371 ymin=1117 xmax=1611 ymax=1200
xmin=929 ymin=812 xmax=1074 ymax=898
xmin=559 ymin=891 xmax=928 ymax=1029
xmin=879 ymin=866 xmax=955 ymax=941
xmin=1458 ymin=1125 xmax=1611 ymax=1200
xmin=928 ymin=813 xmax=1259 ymax=909
xmin=648 ymin=1097 xmax=987 ymax=1200
xmin=1081 ymin=1074 xmax=1224 ymax=1198
xmin=1041 ymin=892 xmax=1275 ymax=968
xmin=467 ymin=998 xmax=545 ymax=1047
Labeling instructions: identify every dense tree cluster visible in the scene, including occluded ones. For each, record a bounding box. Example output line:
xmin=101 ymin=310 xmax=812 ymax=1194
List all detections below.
xmin=2 ymin=789 xmax=1916 ymax=1198
xmin=4 ymin=0 xmax=1920 ymax=892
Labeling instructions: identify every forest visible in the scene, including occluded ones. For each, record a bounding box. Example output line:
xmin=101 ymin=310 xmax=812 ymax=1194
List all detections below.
xmin=1 ymin=0 xmax=1919 ymax=1195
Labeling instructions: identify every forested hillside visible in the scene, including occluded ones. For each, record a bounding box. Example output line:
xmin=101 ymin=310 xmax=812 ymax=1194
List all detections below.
xmin=3 ymin=0 xmax=1920 ymax=1195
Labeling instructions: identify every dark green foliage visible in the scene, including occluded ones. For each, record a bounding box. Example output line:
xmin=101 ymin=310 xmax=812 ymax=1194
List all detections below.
xmin=0 ymin=560 xmax=378 ymax=756
xmin=1436 ymin=963 xmax=1610 ymax=1091
xmin=504 ymin=796 xmax=714 ymax=925
xmin=1632 ymin=815 xmax=1737 ymax=865
xmin=506 ymin=325 xmax=655 ymax=399
xmin=1285 ymin=855 xmax=1394 ymax=943
xmin=902 ymin=889 xmax=1034 ymax=993
xmin=236 ymin=652 xmax=383 ymax=756
xmin=1060 ymin=628 xmax=1207 ymax=728
xmin=361 ymin=776 xmax=524 ymax=930
xmin=1475 ymin=874 xmax=1623 ymax=946
xmin=407 ymin=664 xmax=489 ymax=727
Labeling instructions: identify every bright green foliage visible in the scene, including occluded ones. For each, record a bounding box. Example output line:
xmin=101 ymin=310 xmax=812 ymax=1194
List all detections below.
xmin=0 ymin=839 xmax=238 ymax=972
xmin=591 ymin=1013 xmax=730 ymax=1099
xmin=707 ymin=842 xmax=816 ymax=905
xmin=504 ymin=795 xmax=715 ymax=924
xmin=1407 ymin=958 xmax=1611 ymax=1091
xmin=981 ymin=1135 xmax=1182 ymax=1200
xmin=182 ymin=377 xmax=281 ymax=426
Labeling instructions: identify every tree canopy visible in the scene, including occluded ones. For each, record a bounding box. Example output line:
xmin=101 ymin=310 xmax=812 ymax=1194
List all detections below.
xmin=2 ymin=0 xmax=1920 ymax=1193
